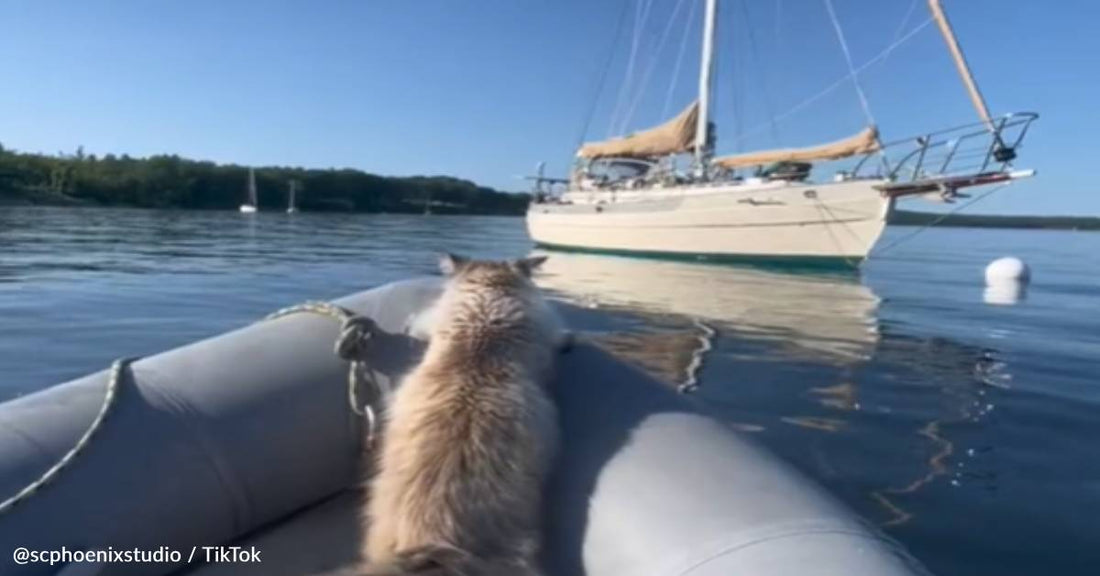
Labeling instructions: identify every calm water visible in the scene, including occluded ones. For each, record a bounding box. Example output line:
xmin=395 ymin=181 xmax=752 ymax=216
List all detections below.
xmin=2 ymin=206 xmax=1098 ymax=575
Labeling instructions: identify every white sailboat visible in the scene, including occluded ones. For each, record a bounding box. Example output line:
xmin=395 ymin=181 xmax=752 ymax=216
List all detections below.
xmin=527 ymin=0 xmax=1038 ymax=263
xmin=239 ymin=168 xmax=258 ymax=214
xmin=287 ymin=180 xmax=299 ymax=214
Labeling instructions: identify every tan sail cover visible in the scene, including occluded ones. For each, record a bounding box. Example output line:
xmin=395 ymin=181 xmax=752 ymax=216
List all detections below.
xmin=577 ymin=102 xmax=699 ymax=159
xmin=715 ymin=126 xmax=880 ymax=169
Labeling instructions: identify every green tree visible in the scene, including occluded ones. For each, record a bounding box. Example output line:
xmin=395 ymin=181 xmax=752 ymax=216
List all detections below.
xmin=0 ymin=145 xmax=528 ymax=214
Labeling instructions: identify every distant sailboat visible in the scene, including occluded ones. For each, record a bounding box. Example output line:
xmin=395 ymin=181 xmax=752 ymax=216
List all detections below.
xmin=239 ymin=168 xmax=258 ymax=213
xmin=286 ymin=180 xmax=299 ymax=214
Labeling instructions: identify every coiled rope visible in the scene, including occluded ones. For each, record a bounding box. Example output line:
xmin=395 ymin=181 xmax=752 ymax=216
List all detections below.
xmin=0 ymin=301 xmax=381 ymax=516
xmin=264 ymin=301 xmax=384 ymax=440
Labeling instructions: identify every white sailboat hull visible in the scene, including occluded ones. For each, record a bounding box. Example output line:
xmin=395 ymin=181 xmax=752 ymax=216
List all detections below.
xmin=239 ymin=204 xmax=257 ymax=214
xmin=527 ymin=180 xmax=893 ymax=261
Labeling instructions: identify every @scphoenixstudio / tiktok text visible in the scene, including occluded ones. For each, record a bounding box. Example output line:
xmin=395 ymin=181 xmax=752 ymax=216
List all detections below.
xmin=11 ymin=545 xmax=261 ymax=566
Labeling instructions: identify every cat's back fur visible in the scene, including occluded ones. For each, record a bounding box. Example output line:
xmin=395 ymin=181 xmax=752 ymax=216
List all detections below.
xmin=360 ymin=254 xmax=565 ymax=576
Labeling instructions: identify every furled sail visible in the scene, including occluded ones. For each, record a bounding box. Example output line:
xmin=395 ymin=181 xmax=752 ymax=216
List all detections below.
xmin=714 ymin=126 xmax=880 ymax=169
xmin=577 ymin=102 xmax=699 ymax=159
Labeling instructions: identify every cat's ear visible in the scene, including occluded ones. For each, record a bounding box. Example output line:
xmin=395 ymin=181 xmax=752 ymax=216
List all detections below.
xmin=512 ymin=255 xmax=548 ymax=277
xmin=439 ymin=253 xmax=468 ymax=276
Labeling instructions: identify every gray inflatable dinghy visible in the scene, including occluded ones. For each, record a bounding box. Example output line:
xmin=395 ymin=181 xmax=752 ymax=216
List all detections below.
xmin=0 ymin=278 xmax=930 ymax=576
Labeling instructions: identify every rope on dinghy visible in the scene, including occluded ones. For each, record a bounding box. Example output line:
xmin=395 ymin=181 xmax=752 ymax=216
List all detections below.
xmin=0 ymin=301 xmax=383 ymax=516
xmin=0 ymin=357 xmax=137 ymax=515
xmin=264 ymin=300 xmax=387 ymax=445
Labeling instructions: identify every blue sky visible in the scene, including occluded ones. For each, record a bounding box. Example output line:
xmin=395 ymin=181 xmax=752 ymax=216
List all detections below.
xmin=0 ymin=0 xmax=1095 ymax=215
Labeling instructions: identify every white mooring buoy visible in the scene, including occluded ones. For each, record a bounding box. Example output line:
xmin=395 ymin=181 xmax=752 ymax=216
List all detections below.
xmin=984 ymin=257 xmax=1030 ymax=305
xmin=985 ymin=257 xmax=1031 ymax=285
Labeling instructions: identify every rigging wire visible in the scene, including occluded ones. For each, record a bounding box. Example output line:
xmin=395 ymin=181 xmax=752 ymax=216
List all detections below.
xmin=723 ymin=0 xmax=740 ymax=149
xmin=774 ymin=0 xmax=783 ymax=54
xmin=866 ymin=183 xmax=1012 ymax=262
xmin=607 ymin=0 xmax=657 ymax=137
xmin=574 ymin=0 xmax=633 ymax=150
xmin=727 ymin=17 xmax=933 ymax=147
xmin=661 ymin=0 xmax=700 ymax=119
xmin=619 ymin=0 xmax=691 ymax=135
xmin=735 ymin=0 xmax=780 ymax=146
xmin=889 ymin=0 xmax=922 ymax=60
xmin=823 ymin=0 xmax=877 ymax=128
xmin=866 ymin=0 xmax=922 ymax=99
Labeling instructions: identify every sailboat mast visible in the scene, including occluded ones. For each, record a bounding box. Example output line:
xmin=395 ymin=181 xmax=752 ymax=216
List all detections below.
xmin=248 ymin=168 xmax=257 ymax=205
xmin=927 ymin=0 xmax=993 ymax=130
xmin=288 ymin=180 xmax=296 ymax=210
xmin=695 ymin=0 xmax=718 ymax=170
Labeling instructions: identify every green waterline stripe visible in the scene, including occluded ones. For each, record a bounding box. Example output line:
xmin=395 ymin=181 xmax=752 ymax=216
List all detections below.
xmin=531 ymin=241 xmax=863 ymax=274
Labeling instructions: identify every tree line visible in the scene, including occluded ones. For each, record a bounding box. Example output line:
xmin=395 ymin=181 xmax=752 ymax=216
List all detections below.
xmin=0 ymin=143 xmax=529 ymax=215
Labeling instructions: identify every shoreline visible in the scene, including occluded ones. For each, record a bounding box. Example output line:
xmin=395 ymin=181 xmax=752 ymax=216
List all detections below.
xmin=5 ymin=197 xmax=1097 ymax=230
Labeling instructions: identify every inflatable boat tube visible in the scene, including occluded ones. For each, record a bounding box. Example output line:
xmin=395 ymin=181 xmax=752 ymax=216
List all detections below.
xmin=0 ymin=278 xmax=930 ymax=576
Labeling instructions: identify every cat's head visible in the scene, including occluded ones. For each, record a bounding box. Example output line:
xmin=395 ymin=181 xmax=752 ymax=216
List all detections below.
xmin=438 ymin=253 xmax=547 ymax=284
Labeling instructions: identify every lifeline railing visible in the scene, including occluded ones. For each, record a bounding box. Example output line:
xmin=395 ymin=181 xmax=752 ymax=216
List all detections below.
xmin=532 ymin=112 xmax=1038 ymax=198
xmin=853 ymin=112 xmax=1038 ymax=184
